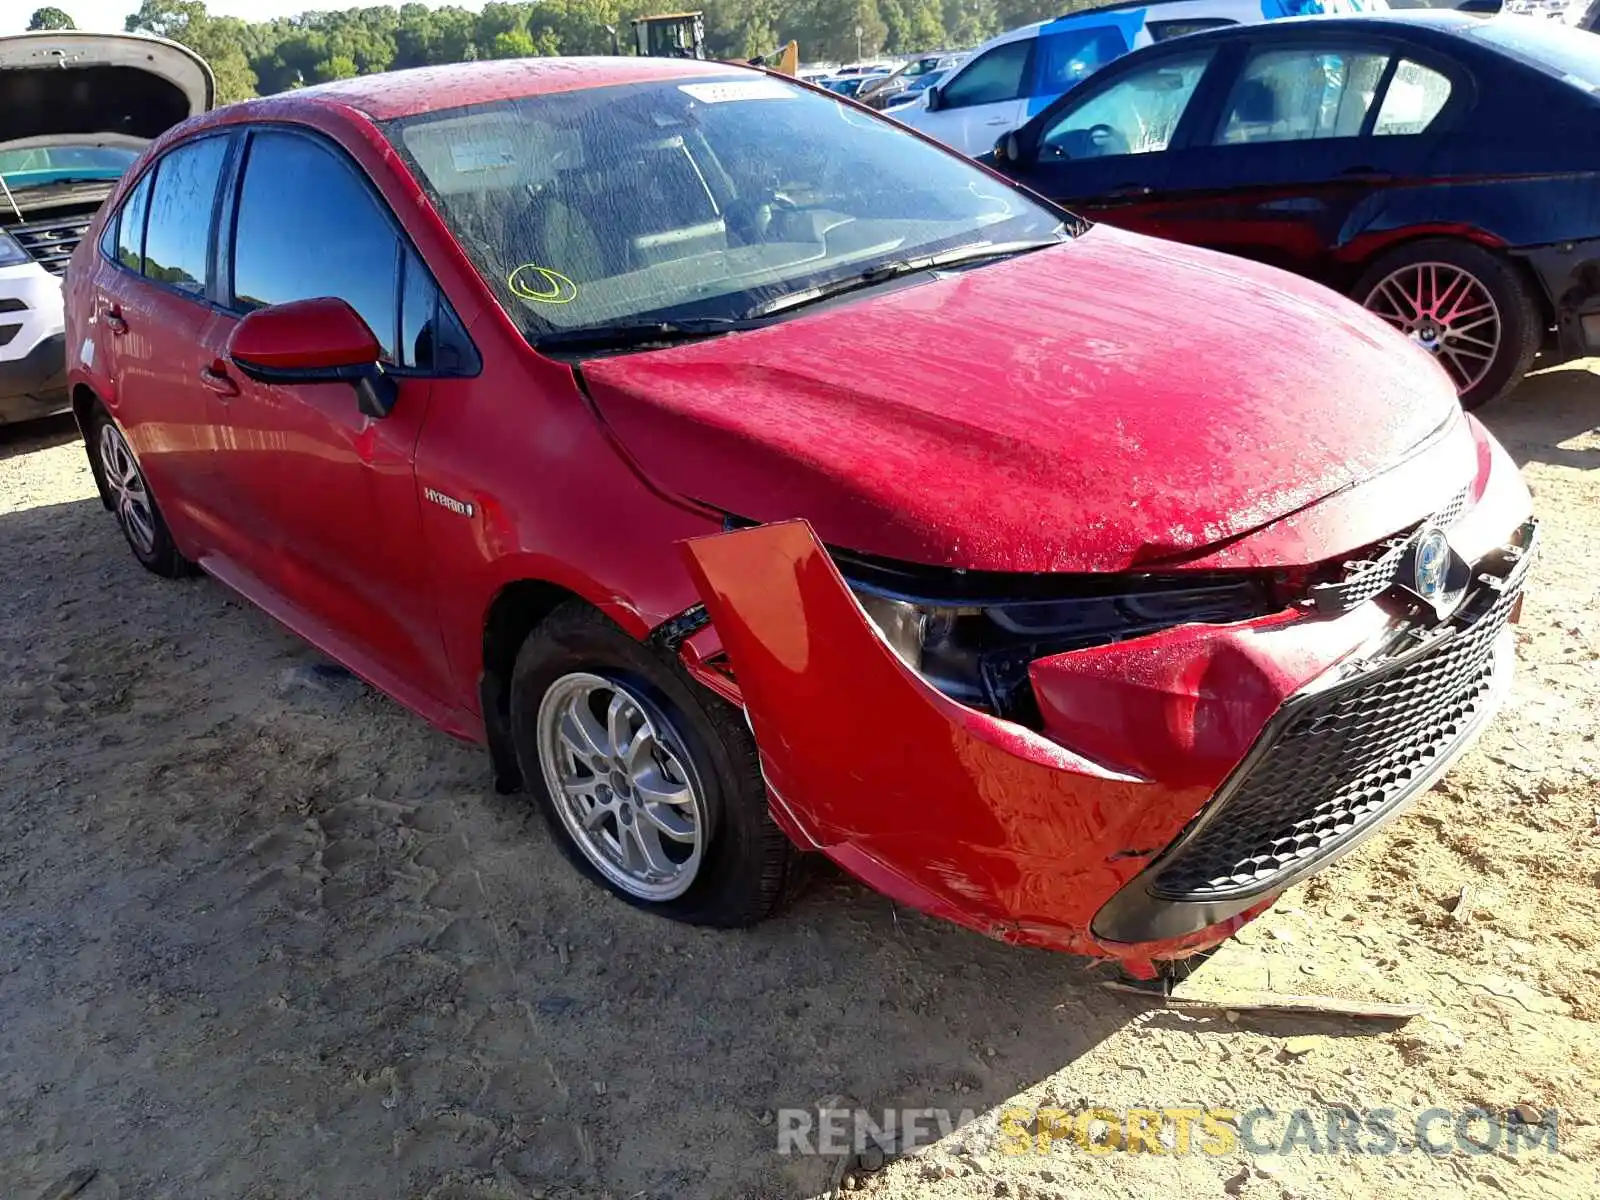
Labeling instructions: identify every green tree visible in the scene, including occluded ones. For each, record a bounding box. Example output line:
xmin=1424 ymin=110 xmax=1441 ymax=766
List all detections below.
xmin=124 ymin=1 xmax=259 ymax=103
xmin=27 ymin=6 xmax=76 ymax=29
xmin=314 ymin=53 xmax=360 ymax=82
xmin=490 ymin=29 xmax=536 ymax=58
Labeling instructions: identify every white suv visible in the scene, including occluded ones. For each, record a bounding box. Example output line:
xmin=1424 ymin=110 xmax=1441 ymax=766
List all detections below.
xmin=893 ymin=0 xmax=1390 ymax=156
xmin=1 ymin=31 xmax=211 ymax=426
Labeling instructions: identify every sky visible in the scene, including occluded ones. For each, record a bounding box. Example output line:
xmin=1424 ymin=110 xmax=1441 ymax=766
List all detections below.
xmin=0 ymin=1 xmax=486 ymax=35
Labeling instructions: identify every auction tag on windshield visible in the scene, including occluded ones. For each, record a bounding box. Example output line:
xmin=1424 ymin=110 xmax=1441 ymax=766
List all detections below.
xmin=449 ymin=137 xmax=517 ymax=174
xmin=679 ymin=79 xmax=794 ymax=104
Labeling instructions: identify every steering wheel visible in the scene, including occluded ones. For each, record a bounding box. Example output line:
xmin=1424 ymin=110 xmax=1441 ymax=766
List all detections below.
xmin=1085 ymin=123 xmax=1129 ymax=157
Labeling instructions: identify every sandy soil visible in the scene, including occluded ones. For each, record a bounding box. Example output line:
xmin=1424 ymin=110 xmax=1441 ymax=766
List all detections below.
xmin=1 ymin=365 xmax=1596 ymax=1200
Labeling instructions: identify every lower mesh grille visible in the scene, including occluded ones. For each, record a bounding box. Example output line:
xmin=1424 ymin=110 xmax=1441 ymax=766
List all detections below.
xmin=1151 ymin=538 xmax=1530 ymax=901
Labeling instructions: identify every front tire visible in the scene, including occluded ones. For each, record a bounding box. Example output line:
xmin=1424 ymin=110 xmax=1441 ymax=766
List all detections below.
xmin=508 ymin=602 xmax=799 ymax=926
xmin=91 ymin=410 xmax=191 ymax=578
xmin=1353 ymin=238 xmax=1541 ymax=411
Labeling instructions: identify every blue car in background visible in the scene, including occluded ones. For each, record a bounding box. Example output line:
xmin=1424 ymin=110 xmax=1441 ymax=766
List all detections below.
xmin=893 ymin=0 xmax=1389 ymax=154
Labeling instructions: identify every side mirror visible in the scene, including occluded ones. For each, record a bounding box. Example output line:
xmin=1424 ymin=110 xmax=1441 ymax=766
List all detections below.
xmin=924 ymin=86 xmax=942 ymax=113
xmin=228 ymin=296 xmax=397 ymax=419
xmin=993 ymin=131 xmax=1024 ymax=164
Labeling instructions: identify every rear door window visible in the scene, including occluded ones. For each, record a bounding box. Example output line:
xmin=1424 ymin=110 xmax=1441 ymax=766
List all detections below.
xmin=141 ymin=135 xmax=229 ymax=295
xmin=113 ymin=171 xmax=154 ymax=273
xmin=1214 ymin=47 xmax=1391 ymax=144
xmin=1033 ymin=25 xmax=1133 ymax=97
xmin=230 ymin=130 xmax=401 ymax=362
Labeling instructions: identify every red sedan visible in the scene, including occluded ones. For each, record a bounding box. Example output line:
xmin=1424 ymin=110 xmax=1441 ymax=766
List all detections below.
xmin=64 ymin=57 xmax=1535 ymax=979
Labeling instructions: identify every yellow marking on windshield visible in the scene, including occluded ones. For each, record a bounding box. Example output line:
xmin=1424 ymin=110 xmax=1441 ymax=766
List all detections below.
xmin=509 ymin=264 xmax=579 ymax=304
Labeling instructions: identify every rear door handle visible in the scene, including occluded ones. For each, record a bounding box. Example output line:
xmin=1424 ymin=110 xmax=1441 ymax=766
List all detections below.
xmin=104 ymin=309 xmax=128 ymax=336
xmin=1340 ymin=166 xmax=1394 ymax=184
xmin=199 ymin=365 xmax=240 ymax=398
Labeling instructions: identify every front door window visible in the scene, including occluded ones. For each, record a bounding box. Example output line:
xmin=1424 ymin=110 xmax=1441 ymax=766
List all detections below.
xmin=1040 ymin=52 xmax=1213 ymax=160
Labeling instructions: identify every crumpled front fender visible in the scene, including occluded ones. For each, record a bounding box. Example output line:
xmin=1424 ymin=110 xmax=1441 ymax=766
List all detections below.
xmin=680 ymin=519 xmax=1291 ymax=966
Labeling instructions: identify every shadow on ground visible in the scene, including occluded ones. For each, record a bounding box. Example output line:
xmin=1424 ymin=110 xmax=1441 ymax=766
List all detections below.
xmin=0 ymin=413 xmax=78 ymax=463
xmin=0 ymin=495 xmax=1140 ymax=1200
xmin=1484 ymin=362 xmax=1600 ymax=471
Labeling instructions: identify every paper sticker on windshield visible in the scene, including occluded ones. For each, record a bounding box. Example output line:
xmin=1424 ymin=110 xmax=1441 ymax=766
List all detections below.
xmin=679 ymin=79 xmax=794 ymax=104
xmin=509 ymin=264 xmax=578 ymax=305
xmin=449 ymin=136 xmax=517 ymax=174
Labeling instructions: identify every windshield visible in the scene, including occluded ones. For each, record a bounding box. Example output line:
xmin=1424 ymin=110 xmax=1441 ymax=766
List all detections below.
xmin=1465 ymin=15 xmax=1600 ymax=88
xmin=385 ymin=74 xmax=1066 ymax=336
xmin=0 ymin=145 xmax=138 ymax=190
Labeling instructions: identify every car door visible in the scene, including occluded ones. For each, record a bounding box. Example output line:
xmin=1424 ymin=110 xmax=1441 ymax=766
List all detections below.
xmin=91 ymin=133 xmax=235 ymax=538
xmin=193 ymin=126 xmax=455 ymax=704
xmin=1150 ymin=39 xmax=1462 ymax=276
xmin=1006 ymin=47 xmax=1223 ymax=236
xmin=906 ymin=36 xmax=1035 ymax=156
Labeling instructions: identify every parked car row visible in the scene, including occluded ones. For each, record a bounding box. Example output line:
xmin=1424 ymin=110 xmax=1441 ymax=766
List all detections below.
xmin=979 ymin=10 xmax=1600 ymax=408
xmin=62 ymin=54 xmax=1536 ymax=976
xmin=0 ymin=31 xmax=213 ymax=426
xmin=891 ymin=0 xmax=1392 ymax=156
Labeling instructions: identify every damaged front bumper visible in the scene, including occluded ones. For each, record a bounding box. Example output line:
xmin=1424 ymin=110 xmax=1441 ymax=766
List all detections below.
xmin=674 ymin=465 xmax=1535 ymax=975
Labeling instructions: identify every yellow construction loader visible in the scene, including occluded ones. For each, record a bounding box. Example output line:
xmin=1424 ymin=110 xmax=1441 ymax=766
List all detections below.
xmin=625 ymin=11 xmax=798 ymax=76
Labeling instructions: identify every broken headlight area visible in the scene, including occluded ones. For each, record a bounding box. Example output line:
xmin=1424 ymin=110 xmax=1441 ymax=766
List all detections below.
xmin=832 ymin=548 xmax=1289 ymax=726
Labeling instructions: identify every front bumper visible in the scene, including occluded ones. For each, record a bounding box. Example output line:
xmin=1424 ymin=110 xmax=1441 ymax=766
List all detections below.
xmin=1092 ymin=522 xmax=1534 ymax=945
xmin=0 ymin=261 xmax=68 ymax=424
xmin=0 ymin=332 xmax=69 ymax=424
xmin=676 ymin=425 xmax=1535 ymax=972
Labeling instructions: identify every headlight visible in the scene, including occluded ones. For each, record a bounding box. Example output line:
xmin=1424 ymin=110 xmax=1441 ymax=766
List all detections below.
xmin=838 ymin=549 xmax=1284 ymax=724
xmin=0 ymin=229 xmax=30 ymax=268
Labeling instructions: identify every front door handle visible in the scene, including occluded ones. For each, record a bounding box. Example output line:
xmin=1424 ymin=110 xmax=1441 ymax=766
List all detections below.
xmin=199 ymin=365 xmax=240 ymax=398
xmin=984 ymin=117 xmax=1011 ymax=125
xmin=1091 ymin=184 xmax=1154 ymax=205
xmin=1340 ymin=166 xmax=1395 ymax=184
xmin=104 ymin=308 xmax=128 ymax=336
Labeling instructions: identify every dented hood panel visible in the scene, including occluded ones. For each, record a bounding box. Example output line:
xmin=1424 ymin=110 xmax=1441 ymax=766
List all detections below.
xmin=586 ymin=224 xmax=1464 ymax=573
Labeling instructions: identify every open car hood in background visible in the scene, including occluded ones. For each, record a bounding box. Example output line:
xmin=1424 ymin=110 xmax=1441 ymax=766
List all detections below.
xmin=0 ymin=31 xmax=214 ymax=151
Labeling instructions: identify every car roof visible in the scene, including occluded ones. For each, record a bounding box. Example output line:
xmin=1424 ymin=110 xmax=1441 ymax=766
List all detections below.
xmin=209 ymin=55 xmax=750 ymax=124
xmin=1145 ymin=8 xmax=1484 ymax=45
xmin=966 ymin=0 xmax=1311 ymax=53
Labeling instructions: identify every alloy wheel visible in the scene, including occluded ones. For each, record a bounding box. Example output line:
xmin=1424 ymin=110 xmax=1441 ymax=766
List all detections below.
xmin=98 ymin=422 xmax=157 ymax=557
xmin=535 ymin=672 xmax=706 ymax=902
xmin=1362 ymin=262 xmax=1502 ymax=394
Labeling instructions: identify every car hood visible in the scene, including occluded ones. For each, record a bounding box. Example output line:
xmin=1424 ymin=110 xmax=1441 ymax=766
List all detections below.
xmin=581 ymin=224 xmax=1466 ymax=574
xmin=0 ymin=31 xmax=213 ymax=151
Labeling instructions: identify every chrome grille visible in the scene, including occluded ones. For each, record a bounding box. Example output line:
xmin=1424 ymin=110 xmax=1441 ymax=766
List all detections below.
xmin=9 ymin=215 xmax=93 ymax=276
xmin=1151 ymin=528 xmax=1534 ymax=902
xmin=1308 ymin=483 xmax=1474 ymax=616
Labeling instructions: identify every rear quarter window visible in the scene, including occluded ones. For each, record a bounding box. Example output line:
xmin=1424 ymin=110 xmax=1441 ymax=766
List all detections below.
xmin=141 ymin=136 xmax=229 ymax=295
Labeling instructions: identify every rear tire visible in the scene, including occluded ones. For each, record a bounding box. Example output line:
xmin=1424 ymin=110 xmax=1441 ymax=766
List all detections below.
xmin=1352 ymin=238 xmax=1541 ymax=411
xmin=508 ymin=602 xmax=800 ymax=927
xmin=90 ymin=409 xmax=192 ymax=578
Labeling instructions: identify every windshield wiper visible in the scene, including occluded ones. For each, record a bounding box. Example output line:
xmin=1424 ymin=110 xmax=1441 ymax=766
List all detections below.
xmin=747 ymin=237 xmax=1067 ymax=318
xmin=533 ymin=316 xmax=767 ymax=354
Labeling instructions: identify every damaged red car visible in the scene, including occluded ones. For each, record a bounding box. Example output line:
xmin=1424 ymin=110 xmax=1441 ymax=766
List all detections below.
xmin=64 ymin=58 xmax=1536 ymax=977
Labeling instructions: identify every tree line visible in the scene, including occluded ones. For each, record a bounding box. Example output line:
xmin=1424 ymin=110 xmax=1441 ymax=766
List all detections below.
xmin=23 ymin=1 xmax=1096 ymax=104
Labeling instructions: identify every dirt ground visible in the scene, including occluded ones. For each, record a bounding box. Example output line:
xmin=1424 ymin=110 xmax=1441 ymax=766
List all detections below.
xmin=1 ymin=364 xmax=1596 ymax=1200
